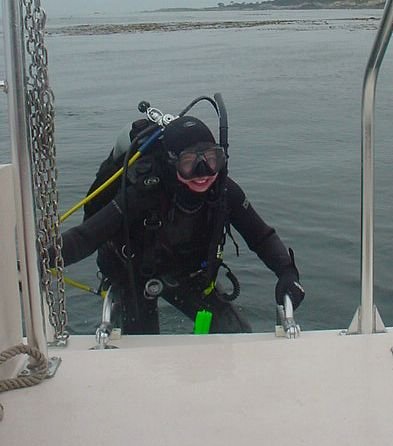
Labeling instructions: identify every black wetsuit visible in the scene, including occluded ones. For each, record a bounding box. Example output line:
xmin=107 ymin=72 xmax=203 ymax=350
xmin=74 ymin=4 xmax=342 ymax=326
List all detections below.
xmin=59 ymin=176 xmax=294 ymax=334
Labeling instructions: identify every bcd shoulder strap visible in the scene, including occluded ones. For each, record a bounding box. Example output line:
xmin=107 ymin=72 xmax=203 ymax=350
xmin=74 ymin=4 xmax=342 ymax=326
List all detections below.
xmin=83 ymin=149 xmax=123 ymax=221
xmin=83 ymin=118 xmax=162 ymax=222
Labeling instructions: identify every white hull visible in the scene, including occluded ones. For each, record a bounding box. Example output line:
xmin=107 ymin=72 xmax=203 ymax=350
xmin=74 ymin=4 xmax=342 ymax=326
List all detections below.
xmin=2 ymin=329 xmax=393 ymax=446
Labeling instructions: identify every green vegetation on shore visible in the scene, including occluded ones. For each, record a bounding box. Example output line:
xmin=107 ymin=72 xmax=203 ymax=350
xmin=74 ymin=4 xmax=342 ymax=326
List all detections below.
xmin=155 ymin=0 xmax=384 ymax=12
xmin=216 ymin=1 xmax=383 ymax=9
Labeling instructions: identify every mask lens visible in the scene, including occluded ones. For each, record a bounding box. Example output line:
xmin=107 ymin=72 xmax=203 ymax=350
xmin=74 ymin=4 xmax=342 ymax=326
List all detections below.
xmin=177 ymin=152 xmax=198 ymax=178
xmin=204 ymin=147 xmax=222 ymax=171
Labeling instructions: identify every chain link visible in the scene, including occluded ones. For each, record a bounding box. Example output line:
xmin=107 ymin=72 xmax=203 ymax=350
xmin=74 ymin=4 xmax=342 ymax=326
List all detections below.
xmin=22 ymin=0 xmax=68 ymax=343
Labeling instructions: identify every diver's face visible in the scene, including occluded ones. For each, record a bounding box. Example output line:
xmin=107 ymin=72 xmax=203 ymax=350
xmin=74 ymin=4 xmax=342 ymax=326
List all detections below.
xmin=173 ymin=143 xmax=224 ymax=192
xmin=175 ymin=146 xmax=224 ymax=178
xmin=176 ymin=172 xmax=218 ymax=193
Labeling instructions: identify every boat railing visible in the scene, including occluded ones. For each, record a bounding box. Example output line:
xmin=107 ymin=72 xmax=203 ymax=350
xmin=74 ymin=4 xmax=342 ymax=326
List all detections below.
xmin=347 ymin=0 xmax=393 ymax=334
xmin=1 ymin=0 xmax=48 ymax=370
xmin=0 ymin=0 xmax=66 ymax=382
xmin=276 ymin=294 xmax=301 ymax=339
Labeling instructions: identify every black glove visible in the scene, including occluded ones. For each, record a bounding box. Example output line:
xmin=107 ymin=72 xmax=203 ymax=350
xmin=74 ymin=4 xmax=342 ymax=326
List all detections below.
xmin=275 ymin=270 xmax=304 ymax=310
xmin=275 ymin=248 xmax=304 ymax=310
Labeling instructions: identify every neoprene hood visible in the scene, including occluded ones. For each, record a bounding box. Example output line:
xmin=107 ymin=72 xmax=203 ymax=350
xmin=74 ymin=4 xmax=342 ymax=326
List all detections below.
xmin=163 ymin=116 xmax=215 ymax=155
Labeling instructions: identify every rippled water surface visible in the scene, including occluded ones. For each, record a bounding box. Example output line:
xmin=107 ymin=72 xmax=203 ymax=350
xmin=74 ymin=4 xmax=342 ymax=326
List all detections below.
xmin=1 ymin=8 xmax=392 ymax=334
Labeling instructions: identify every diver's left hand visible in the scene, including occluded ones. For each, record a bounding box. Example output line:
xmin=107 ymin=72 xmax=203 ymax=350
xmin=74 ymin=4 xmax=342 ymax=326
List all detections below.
xmin=275 ymin=270 xmax=305 ymax=310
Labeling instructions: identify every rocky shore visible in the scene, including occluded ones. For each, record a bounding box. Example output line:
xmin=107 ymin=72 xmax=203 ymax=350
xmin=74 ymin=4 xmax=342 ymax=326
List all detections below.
xmin=154 ymin=0 xmax=384 ymax=12
xmin=47 ymin=16 xmax=380 ymax=36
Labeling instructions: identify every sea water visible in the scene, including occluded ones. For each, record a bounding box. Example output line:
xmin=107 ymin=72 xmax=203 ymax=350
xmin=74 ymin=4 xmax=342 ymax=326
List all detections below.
xmin=1 ymin=8 xmax=392 ymax=334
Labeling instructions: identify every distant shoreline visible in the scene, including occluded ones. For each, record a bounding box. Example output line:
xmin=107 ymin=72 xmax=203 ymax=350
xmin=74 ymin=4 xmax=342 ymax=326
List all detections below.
xmin=146 ymin=4 xmax=384 ymax=12
xmin=48 ymin=16 xmax=380 ymax=37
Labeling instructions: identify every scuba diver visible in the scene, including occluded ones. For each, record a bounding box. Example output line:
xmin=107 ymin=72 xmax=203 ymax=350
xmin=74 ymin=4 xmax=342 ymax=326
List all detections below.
xmin=55 ymin=95 xmax=305 ymax=334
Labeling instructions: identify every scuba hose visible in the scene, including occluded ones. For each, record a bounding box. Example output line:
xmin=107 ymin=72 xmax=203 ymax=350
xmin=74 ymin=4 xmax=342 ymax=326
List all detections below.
xmin=178 ymin=93 xmax=228 ymax=152
xmin=178 ymin=95 xmax=219 ymax=117
xmin=50 ymin=269 xmax=107 ymax=298
xmin=214 ymin=92 xmax=229 ymax=154
xmin=203 ymin=93 xmax=231 ymax=291
xmin=215 ymin=263 xmax=240 ymax=302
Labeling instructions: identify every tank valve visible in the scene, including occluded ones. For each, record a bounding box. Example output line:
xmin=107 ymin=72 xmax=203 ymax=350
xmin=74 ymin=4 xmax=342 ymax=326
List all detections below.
xmin=138 ymin=100 xmax=177 ymax=128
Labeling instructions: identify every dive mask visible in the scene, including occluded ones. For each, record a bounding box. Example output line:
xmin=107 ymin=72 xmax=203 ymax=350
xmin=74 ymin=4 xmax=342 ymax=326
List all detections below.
xmin=170 ymin=143 xmax=227 ymax=180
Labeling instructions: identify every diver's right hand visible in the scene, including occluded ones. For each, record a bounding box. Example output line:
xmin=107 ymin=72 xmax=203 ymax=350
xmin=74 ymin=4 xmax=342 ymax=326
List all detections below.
xmin=275 ymin=270 xmax=305 ymax=310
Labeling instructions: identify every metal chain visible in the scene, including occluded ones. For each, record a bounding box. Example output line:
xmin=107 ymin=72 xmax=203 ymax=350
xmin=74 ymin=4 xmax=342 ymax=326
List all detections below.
xmin=22 ymin=0 xmax=68 ymax=343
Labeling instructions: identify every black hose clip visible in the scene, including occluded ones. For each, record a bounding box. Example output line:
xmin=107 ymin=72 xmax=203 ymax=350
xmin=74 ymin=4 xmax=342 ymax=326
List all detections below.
xmin=144 ymin=278 xmax=164 ymax=300
xmin=216 ymin=263 xmax=240 ymax=302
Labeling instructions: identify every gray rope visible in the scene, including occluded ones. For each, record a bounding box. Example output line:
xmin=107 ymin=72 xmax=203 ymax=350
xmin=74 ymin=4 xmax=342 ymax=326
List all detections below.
xmin=0 ymin=344 xmax=48 ymax=421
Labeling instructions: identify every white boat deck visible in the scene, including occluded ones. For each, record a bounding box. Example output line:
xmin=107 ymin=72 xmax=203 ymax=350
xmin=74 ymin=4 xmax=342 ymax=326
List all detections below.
xmin=2 ymin=329 xmax=393 ymax=446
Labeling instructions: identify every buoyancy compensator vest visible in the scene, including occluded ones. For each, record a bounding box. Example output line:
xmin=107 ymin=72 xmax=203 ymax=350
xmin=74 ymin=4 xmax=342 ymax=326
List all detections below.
xmin=83 ymin=95 xmax=239 ymax=312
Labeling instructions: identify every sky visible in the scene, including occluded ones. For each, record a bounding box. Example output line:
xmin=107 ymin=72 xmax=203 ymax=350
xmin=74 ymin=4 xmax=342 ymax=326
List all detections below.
xmin=43 ymin=0 xmax=219 ymax=15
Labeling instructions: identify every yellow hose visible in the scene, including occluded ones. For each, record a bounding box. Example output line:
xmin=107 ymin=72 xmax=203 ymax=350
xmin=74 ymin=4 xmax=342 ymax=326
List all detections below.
xmin=51 ymin=269 xmax=106 ymax=299
xmin=60 ymin=151 xmax=142 ymax=223
xmin=55 ymin=149 xmax=144 ymax=299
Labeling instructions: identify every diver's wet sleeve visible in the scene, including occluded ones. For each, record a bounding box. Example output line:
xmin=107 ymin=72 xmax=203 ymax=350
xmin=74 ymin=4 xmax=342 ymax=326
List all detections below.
xmin=56 ymin=183 xmax=155 ymax=267
xmin=59 ymin=200 xmax=123 ymax=266
xmin=226 ymin=177 xmax=293 ymax=277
